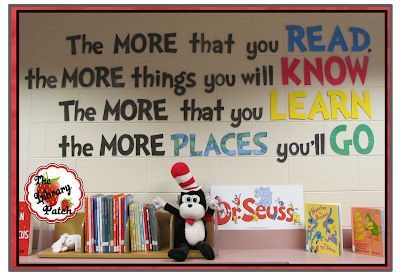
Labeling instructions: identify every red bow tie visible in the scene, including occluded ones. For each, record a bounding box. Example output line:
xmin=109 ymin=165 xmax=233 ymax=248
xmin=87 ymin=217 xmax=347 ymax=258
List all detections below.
xmin=184 ymin=214 xmax=214 ymax=225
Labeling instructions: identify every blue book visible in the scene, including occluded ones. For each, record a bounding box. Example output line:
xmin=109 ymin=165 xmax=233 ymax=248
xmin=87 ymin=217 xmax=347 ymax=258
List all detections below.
xmin=101 ymin=196 xmax=108 ymax=253
xmin=108 ymin=195 xmax=113 ymax=253
xmin=139 ymin=204 xmax=145 ymax=251
xmin=93 ymin=197 xmax=98 ymax=253
xmin=149 ymin=204 xmax=159 ymax=251
xmin=91 ymin=194 xmax=103 ymax=253
xmin=102 ymin=195 xmax=114 ymax=253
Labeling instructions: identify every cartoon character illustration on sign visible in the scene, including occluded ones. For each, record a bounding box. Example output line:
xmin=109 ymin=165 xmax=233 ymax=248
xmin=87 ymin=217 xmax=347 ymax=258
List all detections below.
xmin=232 ymin=215 xmax=238 ymax=224
xmin=252 ymin=212 xmax=259 ymax=222
xmin=288 ymin=202 xmax=301 ymax=225
xmin=254 ymin=186 xmax=273 ymax=207
xmin=232 ymin=194 xmax=241 ymax=207
xmin=323 ymin=208 xmax=337 ymax=245
xmin=214 ymin=195 xmax=228 ymax=218
xmin=275 ymin=197 xmax=285 ymax=207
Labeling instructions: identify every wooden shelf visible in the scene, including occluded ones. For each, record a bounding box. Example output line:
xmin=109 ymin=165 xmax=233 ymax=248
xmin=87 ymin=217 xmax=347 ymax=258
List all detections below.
xmin=38 ymin=212 xmax=216 ymax=260
xmin=37 ymin=247 xmax=206 ymax=259
xmin=22 ymin=248 xmax=385 ymax=265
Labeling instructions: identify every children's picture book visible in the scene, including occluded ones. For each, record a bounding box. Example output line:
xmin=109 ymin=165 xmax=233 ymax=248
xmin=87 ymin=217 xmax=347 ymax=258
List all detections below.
xmin=19 ymin=202 xmax=33 ymax=256
xmin=351 ymin=207 xmax=384 ymax=257
xmin=210 ymin=185 xmax=304 ymax=230
xmin=305 ymin=203 xmax=343 ymax=256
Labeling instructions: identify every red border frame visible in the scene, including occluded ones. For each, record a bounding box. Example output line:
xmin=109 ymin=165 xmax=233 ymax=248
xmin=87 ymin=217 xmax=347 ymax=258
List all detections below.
xmin=9 ymin=5 xmax=392 ymax=271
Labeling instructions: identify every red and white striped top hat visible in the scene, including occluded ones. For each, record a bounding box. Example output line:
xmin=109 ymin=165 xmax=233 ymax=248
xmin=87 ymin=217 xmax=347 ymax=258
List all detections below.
xmin=171 ymin=162 xmax=201 ymax=192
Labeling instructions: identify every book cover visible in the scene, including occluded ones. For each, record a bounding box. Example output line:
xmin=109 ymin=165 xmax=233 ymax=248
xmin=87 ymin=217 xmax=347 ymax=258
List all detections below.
xmin=351 ymin=207 xmax=384 ymax=257
xmin=19 ymin=202 xmax=32 ymax=256
xmin=124 ymin=195 xmax=133 ymax=253
xmin=211 ymin=185 xmax=304 ymax=230
xmin=305 ymin=203 xmax=343 ymax=256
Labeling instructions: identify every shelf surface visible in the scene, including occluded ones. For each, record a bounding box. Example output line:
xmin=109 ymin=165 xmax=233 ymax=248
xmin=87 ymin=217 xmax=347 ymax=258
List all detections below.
xmin=20 ymin=248 xmax=385 ymax=265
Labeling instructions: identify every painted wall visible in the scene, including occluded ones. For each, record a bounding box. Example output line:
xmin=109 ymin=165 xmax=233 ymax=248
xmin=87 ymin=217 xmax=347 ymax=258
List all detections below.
xmin=19 ymin=12 xmax=385 ymax=228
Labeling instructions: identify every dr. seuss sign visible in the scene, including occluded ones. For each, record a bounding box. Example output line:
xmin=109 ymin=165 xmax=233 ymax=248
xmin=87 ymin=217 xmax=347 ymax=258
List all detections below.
xmin=211 ymin=185 xmax=304 ymax=230
xmin=24 ymin=164 xmax=84 ymax=223
xmin=22 ymin=22 xmax=380 ymax=161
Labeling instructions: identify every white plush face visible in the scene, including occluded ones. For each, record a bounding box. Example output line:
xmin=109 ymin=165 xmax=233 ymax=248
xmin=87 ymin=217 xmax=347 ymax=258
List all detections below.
xmin=179 ymin=194 xmax=205 ymax=220
xmin=64 ymin=235 xmax=76 ymax=249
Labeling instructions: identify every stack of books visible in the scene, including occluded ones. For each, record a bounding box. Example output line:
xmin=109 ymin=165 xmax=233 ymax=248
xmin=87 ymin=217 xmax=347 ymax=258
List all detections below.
xmin=84 ymin=194 xmax=134 ymax=253
xmin=128 ymin=203 xmax=159 ymax=252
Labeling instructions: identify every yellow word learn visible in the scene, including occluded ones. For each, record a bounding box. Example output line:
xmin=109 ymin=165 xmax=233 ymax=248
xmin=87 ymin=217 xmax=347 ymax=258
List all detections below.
xmin=270 ymin=89 xmax=371 ymax=120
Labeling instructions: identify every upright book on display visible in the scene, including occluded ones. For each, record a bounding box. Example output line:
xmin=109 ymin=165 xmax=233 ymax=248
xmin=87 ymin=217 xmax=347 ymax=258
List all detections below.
xmin=351 ymin=207 xmax=384 ymax=257
xmin=305 ymin=203 xmax=343 ymax=256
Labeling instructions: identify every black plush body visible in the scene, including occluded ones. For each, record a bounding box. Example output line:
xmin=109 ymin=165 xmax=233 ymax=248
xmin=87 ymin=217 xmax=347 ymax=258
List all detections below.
xmin=163 ymin=189 xmax=215 ymax=261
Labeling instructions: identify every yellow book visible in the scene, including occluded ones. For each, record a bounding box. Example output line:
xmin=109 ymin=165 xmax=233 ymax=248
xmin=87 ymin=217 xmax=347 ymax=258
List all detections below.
xmin=305 ymin=203 xmax=343 ymax=256
xmin=128 ymin=203 xmax=136 ymax=252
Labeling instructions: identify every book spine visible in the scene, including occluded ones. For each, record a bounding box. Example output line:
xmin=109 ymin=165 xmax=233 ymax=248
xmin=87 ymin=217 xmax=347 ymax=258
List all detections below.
xmin=129 ymin=204 xmax=135 ymax=252
xmin=84 ymin=197 xmax=88 ymax=253
xmin=143 ymin=205 xmax=149 ymax=252
xmin=119 ymin=195 xmax=125 ymax=253
xmin=113 ymin=196 xmax=118 ymax=253
xmin=101 ymin=197 xmax=105 ymax=253
xmin=146 ymin=206 xmax=152 ymax=251
xmin=124 ymin=196 xmax=132 ymax=253
xmin=108 ymin=196 xmax=113 ymax=253
xmin=138 ymin=204 xmax=143 ymax=251
xmin=108 ymin=196 xmax=111 ymax=253
xmin=136 ymin=203 xmax=141 ymax=251
xmin=133 ymin=203 xmax=137 ymax=252
xmin=90 ymin=197 xmax=95 ymax=253
xmin=150 ymin=205 xmax=158 ymax=251
xmin=93 ymin=197 xmax=98 ymax=253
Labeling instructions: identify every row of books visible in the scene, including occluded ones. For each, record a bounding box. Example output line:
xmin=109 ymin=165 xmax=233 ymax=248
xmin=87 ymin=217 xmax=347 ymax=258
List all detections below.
xmin=305 ymin=203 xmax=384 ymax=257
xmin=128 ymin=203 xmax=159 ymax=252
xmin=84 ymin=194 xmax=159 ymax=253
xmin=84 ymin=194 xmax=132 ymax=253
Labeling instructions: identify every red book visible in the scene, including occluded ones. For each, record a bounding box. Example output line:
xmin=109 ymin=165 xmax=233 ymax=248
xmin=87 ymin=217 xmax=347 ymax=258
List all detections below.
xmin=119 ymin=195 xmax=126 ymax=253
xmin=84 ymin=197 xmax=89 ymax=252
xmin=113 ymin=194 xmax=123 ymax=253
xmin=19 ymin=202 xmax=32 ymax=256
xmin=89 ymin=196 xmax=95 ymax=253
xmin=143 ymin=205 xmax=149 ymax=252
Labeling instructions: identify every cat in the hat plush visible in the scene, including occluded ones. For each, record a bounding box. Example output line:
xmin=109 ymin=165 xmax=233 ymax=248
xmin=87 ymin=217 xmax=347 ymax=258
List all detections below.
xmin=152 ymin=162 xmax=221 ymax=261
